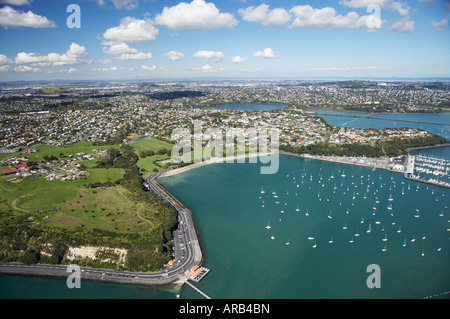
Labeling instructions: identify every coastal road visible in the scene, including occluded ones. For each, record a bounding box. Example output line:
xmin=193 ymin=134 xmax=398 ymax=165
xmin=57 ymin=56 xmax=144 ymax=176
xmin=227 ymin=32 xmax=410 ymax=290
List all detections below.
xmin=0 ymin=168 xmax=203 ymax=287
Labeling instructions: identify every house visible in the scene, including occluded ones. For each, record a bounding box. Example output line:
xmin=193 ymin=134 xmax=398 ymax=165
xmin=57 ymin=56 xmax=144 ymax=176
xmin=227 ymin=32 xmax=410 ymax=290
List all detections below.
xmin=1 ymin=169 xmax=19 ymax=175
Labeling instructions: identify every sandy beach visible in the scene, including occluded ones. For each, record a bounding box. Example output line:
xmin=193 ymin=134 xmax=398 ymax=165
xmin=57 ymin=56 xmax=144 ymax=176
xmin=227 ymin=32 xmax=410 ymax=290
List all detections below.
xmin=160 ymin=151 xmax=273 ymax=177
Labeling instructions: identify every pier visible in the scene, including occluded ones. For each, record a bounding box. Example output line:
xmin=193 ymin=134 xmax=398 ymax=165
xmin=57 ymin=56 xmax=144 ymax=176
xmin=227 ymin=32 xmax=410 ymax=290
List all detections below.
xmin=183 ymin=277 xmax=212 ymax=299
xmin=404 ymin=155 xmax=450 ymax=189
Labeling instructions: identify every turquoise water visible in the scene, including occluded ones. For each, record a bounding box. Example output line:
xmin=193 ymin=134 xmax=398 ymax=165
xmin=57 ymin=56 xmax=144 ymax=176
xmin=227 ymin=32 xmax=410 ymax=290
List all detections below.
xmin=314 ymin=110 xmax=450 ymax=140
xmin=0 ymin=275 xmax=180 ymax=299
xmin=1 ymin=109 xmax=449 ymax=299
xmin=160 ymin=154 xmax=450 ymax=299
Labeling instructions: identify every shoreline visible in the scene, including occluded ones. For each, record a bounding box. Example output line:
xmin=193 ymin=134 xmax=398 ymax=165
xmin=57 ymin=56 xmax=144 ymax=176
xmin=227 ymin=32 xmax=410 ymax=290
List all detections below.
xmin=159 ymin=151 xmax=272 ymax=178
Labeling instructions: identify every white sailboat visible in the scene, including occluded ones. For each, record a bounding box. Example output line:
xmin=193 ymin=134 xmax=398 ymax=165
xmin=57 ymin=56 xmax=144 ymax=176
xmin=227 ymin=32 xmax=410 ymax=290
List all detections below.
xmin=327 ymin=211 xmax=332 ymax=219
xmin=402 ymin=239 xmax=407 ymax=247
xmin=388 ymin=194 xmax=394 ymax=201
xmin=305 ymin=209 xmax=309 ymax=217
xmin=271 ymin=234 xmax=275 ymax=240
xmin=397 ymin=226 xmax=401 ymax=233
xmin=312 ymin=240 xmax=317 ymax=248
xmin=265 ymin=221 xmax=271 ymax=230
xmin=382 ymin=244 xmax=387 ymax=252
xmin=382 ymin=234 xmax=388 ymax=242
xmin=366 ymin=224 xmax=372 ymax=233
xmin=354 ymin=230 xmax=360 ymax=237
xmin=329 ymin=237 xmax=334 ymax=244
xmin=260 ymin=187 xmax=265 ymax=194
xmin=295 ymin=205 xmax=300 ymax=212
xmin=286 ymin=239 xmax=290 ymax=246
xmin=349 ymin=236 xmax=354 ymax=244
xmin=437 ymin=245 xmax=442 ymax=252
xmin=342 ymin=223 xmax=348 ymax=230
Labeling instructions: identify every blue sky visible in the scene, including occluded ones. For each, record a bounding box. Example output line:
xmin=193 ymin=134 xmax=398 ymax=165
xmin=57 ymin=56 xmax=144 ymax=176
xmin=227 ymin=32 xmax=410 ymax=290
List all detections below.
xmin=0 ymin=0 xmax=449 ymax=81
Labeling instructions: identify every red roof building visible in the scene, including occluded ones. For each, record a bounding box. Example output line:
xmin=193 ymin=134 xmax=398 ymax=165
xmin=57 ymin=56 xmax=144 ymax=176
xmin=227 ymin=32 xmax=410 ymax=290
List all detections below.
xmin=1 ymin=169 xmax=19 ymax=175
xmin=14 ymin=164 xmax=27 ymax=169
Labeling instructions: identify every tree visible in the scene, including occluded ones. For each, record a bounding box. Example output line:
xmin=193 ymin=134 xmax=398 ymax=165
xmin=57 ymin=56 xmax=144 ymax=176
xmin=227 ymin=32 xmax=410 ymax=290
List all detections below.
xmin=22 ymin=249 xmax=40 ymax=264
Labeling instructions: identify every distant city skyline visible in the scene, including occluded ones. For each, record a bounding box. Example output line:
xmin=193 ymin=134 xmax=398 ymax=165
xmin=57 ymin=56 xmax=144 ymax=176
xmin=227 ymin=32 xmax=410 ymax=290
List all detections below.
xmin=0 ymin=0 xmax=449 ymax=81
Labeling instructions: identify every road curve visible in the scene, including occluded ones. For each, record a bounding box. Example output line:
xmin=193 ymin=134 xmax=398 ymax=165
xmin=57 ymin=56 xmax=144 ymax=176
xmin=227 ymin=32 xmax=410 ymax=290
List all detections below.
xmin=0 ymin=168 xmax=204 ymax=287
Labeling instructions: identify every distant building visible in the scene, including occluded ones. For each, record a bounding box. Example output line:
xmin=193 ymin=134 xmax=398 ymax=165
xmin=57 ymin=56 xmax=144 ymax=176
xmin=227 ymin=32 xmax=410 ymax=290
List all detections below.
xmin=1 ymin=169 xmax=19 ymax=175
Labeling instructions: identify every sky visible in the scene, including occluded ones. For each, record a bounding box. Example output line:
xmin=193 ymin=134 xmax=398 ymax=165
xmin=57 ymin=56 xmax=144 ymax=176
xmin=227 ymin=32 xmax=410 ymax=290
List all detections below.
xmin=0 ymin=0 xmax=449 ymax=81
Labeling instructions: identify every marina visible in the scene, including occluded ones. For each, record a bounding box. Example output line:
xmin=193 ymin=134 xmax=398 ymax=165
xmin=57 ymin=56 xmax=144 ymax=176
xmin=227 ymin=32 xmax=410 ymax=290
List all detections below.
xmin=160 ymin=153 xmax=450 ymax=299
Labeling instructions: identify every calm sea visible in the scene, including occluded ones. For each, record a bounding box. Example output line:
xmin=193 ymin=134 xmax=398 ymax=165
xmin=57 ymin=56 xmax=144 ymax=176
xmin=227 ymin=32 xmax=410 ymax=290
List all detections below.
xmin=1 ymin=106 xmax=449 ymax=299
xmin=160 ymin=154 xmax=449 ymax=299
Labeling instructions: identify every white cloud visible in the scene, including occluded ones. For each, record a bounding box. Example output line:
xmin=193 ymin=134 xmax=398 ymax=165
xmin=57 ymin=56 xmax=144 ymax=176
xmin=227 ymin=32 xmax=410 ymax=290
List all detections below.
xmin=0 ymin=0 xmax=32 ymax=5
xmin=339 ymin=0 xmax=390 ymax=9
xmin=154 ymin=0 xmax=238 ymax=30
xmin=252 ymin=48 xmax=276 ymax=59
xmin=232 ymin=56 xmax=248 ymax=63
xmin=389 ymin=16 xmax=414 ymax=33
xmin=103 ymin=17 xmax=158 ymax=43
xmin=141 ymin=64 xmax=157 ymax=71
xmin=114 ymin=52 xmax=152 ymax=60
xmin=238 ymin=4 xmax=291 ymax=26
xmin=14 ymin=65 xmax=40 ymax=72
xmin=101 ymin=40 xmax=152 ymax=61
xmin=0 ymin=54 xmax=13 ymax=65
xmin=194 ymin=50 xmax=225 ymax=63
xmin=200 ymin=64 xmax=224 ymax=72
xmin=14 ymin=43 xmax=90 ymax=66
xmin=289 ymin=5 xmax=382 ymax=30
xmin=98 ymin=58 xmax=113 ymax=64
xmin=110 ymin=0 xmax=138 ymax=10
xmin=390 ymin=1 xmax=411 ymax=16
xmin=430 ymin=18 xmax=448 ymax=32
xmin=92 ymin=66 xmax=118 ymax=72
xmin=102 ymin=42 xmax=138 ymax=55
xmin=0 ymin=5 xmax=56 ymax=28
xmin=163 ymin=51 xmax=184 ymax=61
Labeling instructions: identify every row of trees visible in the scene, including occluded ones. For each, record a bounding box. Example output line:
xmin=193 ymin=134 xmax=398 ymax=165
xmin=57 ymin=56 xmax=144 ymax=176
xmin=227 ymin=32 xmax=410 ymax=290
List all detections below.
xmin=281 ymin=134 xmax=448 ymax=158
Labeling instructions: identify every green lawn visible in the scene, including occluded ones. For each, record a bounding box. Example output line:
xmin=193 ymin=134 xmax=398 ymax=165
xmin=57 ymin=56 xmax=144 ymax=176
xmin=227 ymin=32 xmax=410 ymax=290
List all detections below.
xmin=24 ymin=142 xmax=119 ymax=162
xmin=128 ymin=138 xmax=173 ymax=153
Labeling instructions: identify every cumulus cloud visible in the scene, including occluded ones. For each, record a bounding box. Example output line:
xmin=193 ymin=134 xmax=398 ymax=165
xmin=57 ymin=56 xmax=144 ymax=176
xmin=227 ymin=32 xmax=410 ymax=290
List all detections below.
xmin=101 ymin=40 xmax=152 ymax=61
xmin=141 ymin=64 xmax=157 ymax=71
xmin=114 ymin=52 xmax=152 ymax=60
xmin=289 ymin=5 xmax=382 ymax=30
xmin=92 ymin=66 xmax=118 ymax=72
xmin=0 ymin=54 xmax=13 ymax=66
xmin=0 ymin=0 xmax=33 ymax=6
xmin=200 ymin=64 xmax=224 ymax=73
xmin=103 ymin=17 xmax=158 ymax=43
xmin=252 ymin=48 xmax=276 ymax=59
xmin=194 ymin=50 xmax=225 ymax=63
xmin=14 ymin=65 xmax=40 ymax=72
xmin=238 ymin=4 xmax=291 ymax=26
xmin=0 ymin=5 xmax=56 ymax=28
xmin=110 ymin=0 xmax=138 ymax=10
xmin=14 ymin=43 xmax=90 ymax=66
xmin=163 ymin=51 xmax=184 ymax=61
xmin=231 ymin=56 xmax=248 ymax=63
xmin=339 ymin=0 xmax=391 ymax=9
xmin=154 ymin=0 xmax=238 ymax=30
xmin=389 ymin=16 xmax=414 ymax=33
xmin=390 ymin=1 xmax=411 ymax=16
